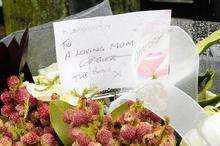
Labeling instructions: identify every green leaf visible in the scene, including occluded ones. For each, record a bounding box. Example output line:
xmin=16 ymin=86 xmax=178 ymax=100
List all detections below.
xmin=110 ymin=102 xmax=129 ymax=121
xmin=80 ymin=122 xmax=100 ymax=141
xmin=0 ymin=116 xmax=8 ymax=123
xmin=198 ymin=69 xmax=215 ymax=100
xmin=71 ymin=89 xmax=81 ymax=98
xmin=196 ymin=30 xmax=220 ymax=55
xmin=215 ymin=102 xmax=220 ymax=109
xmin=50 ymin=100 xmax=74 ymax=146
xmin=159 ymin=131 xmax=176 ymax=146
xmin=13 ymin=122 xmax=27 ymax=137
xmin=98 ymin=102 xmax=105 ymax=123
xmin=199 ymin=92 xmax=220 ymax=107
xmin=83 ymin=87 xmax=98 ymax=95
xmin=198 ymin=69 xmax=220 ymax=107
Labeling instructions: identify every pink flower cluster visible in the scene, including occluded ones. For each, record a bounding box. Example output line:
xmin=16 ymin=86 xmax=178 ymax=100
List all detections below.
xmin=0 ymin=75 xmax=58 ymax=146
xmin=64 ymin=99 xmax=176 ymax=146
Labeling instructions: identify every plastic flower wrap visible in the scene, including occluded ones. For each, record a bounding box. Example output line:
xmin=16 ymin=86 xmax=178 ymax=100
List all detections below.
xmin=0 ymin=28 xmax=33 ymax=92
xmin=181 ymin=112 xmax=220 ymax=146
xmin=108 ymin=81 xmax=211 ymax=146
xmin=24 ymin=63 xmax=79 ymax=105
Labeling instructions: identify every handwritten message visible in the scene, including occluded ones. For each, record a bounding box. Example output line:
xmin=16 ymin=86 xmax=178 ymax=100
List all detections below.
xmin=53 ymin=10 xmax=171 ymax=91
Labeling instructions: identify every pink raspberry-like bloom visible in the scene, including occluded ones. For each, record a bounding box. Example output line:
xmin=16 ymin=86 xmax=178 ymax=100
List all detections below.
xmin=7 ymin=75 xmax=20 ymax=89
xmin=40 ymin=133 xmax=57 ymax=146
xmin=120 ymin=124 xmax=136 ymax=141
xmin=29 ymin=96 xmax=38 ymax=106
xmin=71 ymin=109 xmax=90 ymax=127
xmin=96 ymin=128 xmax=113 ymax=145
xmin=25 ymin=122 xmax=35 ymax=131
xmin=90 ymin=115 xmax=99 ymax=121
xmin=4 ymin=132 xmax=12 ymax=139
xmin=1 ymin=104 xmax=13 ymax=117
xmin=136 ymin=122 xmax=152 ymax=140
xmin=69 ymin=128 xmax=91 ymax=146
xmin=64 ymin=109 xmax=89 ymax=127
xmin=15 ymin=87 xmax=30 ymax=104
xmin=0 ymin=90 xmax=11 ymax=104
xmin=12 ymin=141 xmax=25 ymax=146
xmin=136 ymin=108 xmax=151 ymax=122
xmin=37 ymin=103 xmax=49 ymax=120
xmin=103 ymin=115 xmax=112 ymax=124
xmin=149 ymin=112 xmax=162 ymax=123
xmin=32 ymin=127 xmax=44 ymax=136
xmin=0 ymin=136 xmax=12 ymax=145
xmin=20 ymin=131 xmax=39 ymax=144
xmin=136 ymin=108 xmax=161 ymax=123
xmin=43 ymin=126 xmax=54 ymax=135
xmin=86 ymin=100 xmax=99 ymax=115
xmin=63 ymin=109 xmax=75 ymax=124
xmin=88 ymin=142 xmax=102 ymax=146
xmin=9 ymin=112 xmax=20 ymax=123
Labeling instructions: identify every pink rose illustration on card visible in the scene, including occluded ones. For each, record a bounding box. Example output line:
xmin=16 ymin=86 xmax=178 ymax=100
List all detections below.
xmin=137 ymin=49 xmax=169 ymax=79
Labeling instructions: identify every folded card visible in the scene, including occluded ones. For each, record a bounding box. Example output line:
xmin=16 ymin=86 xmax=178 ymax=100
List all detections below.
xmin=53 ymin=10 xmax=171 ymax=91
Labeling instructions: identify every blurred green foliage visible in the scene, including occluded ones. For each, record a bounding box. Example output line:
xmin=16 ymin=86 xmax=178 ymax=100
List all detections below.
xmin=2 ymin=0 xmax=69 ymax=34
xmin=68 ymin=0 xmax=103 ymax=14
xmin=110 ymin=0 xmax=140 ymax=14
xmin=2 ymin=0 xmax=141 ymax=34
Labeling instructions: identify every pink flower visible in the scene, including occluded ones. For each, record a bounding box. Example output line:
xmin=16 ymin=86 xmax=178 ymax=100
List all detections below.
xmin=15 ymin=87 xmax=30 ymax=104
xmin=21 ymin=131 xmax=39 ymax=144
xmin=0 ymin=90 xmax=11 ymax=104
xmin=137 ymin=50 xmax=168 ymax=79
xmin=7 ymin=75 xmax=20 ymax=89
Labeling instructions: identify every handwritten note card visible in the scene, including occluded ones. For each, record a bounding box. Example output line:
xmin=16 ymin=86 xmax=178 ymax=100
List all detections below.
xmin=53 ymin=10 xmax=171 ymax=91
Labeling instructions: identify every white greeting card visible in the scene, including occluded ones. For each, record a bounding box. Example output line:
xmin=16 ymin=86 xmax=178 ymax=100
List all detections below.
xmin=53 ymin=10 xmax=171 ymax=91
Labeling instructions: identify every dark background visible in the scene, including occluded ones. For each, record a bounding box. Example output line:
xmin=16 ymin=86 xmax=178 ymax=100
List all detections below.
xmin=0 ymin=0 xmax=220 ymax=39
xmin=1 ymin=0 xmax=219 ymax=25
xmin=141 ymin=0 xmax=220 ymax=21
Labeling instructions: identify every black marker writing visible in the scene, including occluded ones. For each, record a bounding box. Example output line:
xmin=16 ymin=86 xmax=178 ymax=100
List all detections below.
xmin=75 ymin=46 xmax=105 ymax=56
xmin=110 ymin=40 xmax=134 ymax=50
xmin=72 ymin=72 xmax=88 ymax=82
xmin=61 ymin=39 xmax=72 ymax=50
xmin=79 ymin=55 xmax=130 ymax=68
xmin=79 ymin=56 xmax=116 ymax=68
xmin=65 ymin=51 xmax=71 ymax=60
